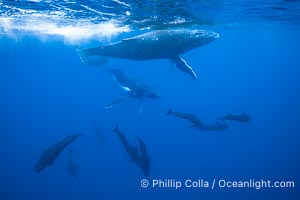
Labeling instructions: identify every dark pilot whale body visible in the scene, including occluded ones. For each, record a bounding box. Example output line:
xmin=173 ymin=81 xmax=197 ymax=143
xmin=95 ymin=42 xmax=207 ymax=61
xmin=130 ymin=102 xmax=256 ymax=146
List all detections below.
xmin=103 ymin=68 xmax=159 ymax=108
xmin=34 ymin=134 xmax=81 ymax=172
xmin=67 ymin=149 xmax=79 ymax=178
xmin=195 ymin=121 xmax=229 ymax=131
xmin=166 ymin=109 xmax=202 ymax=127
xmin=219 ymin=110 xmax=252 ymax=122
xmin=137 ymin=137 xmax=151 ymax=176
xmin=167 ymin=109 xmax=228 ymax=131
xmin=113 ymin=125 xmax=150 ymax=176
xmin=77 ymin=29 xmax=219 ymax=79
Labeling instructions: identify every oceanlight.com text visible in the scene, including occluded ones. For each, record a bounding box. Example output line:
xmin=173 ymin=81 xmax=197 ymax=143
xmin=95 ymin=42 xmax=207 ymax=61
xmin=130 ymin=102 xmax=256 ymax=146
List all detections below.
xmin=140 ymin=179 xmax=295 ymax=190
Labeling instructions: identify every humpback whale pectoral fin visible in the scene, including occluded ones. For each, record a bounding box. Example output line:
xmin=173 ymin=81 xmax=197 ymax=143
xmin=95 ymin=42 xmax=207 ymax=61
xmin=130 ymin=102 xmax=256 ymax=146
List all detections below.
xmin=77 ymin=48 xmax=108 ymax=66
xmin=169 ymin=60 xmax=175 ymax=72
xmin=122 ymin=37 xmax=140 ymax=42
xmin=102 ymin=96 xmax=128 ymax=109
xmin=170 ymin=55 xmax=197 ymax=80
xmin=76 ymin=48 xmax=88 ymax=65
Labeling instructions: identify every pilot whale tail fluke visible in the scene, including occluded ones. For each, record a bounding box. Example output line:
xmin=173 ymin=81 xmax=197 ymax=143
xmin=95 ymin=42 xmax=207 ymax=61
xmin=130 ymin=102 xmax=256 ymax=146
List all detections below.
xmin=166 ymin=109 xmax=172 ymax=115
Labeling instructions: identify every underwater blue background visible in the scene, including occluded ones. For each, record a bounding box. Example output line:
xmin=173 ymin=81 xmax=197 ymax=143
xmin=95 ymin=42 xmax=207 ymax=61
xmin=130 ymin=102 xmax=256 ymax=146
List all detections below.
xmin=0 ymin=0 xmax=300 ymax=199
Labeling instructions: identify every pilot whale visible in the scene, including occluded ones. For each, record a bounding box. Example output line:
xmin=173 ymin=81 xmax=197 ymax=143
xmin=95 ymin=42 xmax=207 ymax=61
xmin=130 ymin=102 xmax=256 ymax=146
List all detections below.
xmin=167 ymin=109 xmax=229 ymax=131
xmin=77 ymin=29 xmax=219 ymax=79
xmin=67 ymin=149 xmax=79 ymax=178
xmin=219 ymin=110 xmax=252 ymax=122
xmin=113 ymin=125 xmax=151 ymax=176
xmin=166 ymin=109 xmax=202 ymax=127
xmin=34 ymin=134 xmax=81 ymax=172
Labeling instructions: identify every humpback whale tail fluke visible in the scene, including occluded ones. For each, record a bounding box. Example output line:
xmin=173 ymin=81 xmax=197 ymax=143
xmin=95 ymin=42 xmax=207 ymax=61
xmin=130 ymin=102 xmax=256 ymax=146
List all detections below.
xmin=166 ymin=109 xmax=172 ymax=115
xmin=113 ymin=125 xmax=119 ymax=133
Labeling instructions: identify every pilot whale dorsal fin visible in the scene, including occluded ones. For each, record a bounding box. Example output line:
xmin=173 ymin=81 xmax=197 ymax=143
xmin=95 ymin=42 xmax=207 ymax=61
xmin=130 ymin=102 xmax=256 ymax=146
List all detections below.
xmin=170 ymin=55 xmax=197 ymax=80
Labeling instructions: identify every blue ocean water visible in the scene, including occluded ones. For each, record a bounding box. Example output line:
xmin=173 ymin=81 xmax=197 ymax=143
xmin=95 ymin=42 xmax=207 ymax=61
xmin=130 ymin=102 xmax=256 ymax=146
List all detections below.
xmin=0 ymin=0 xmax=300 ymax=199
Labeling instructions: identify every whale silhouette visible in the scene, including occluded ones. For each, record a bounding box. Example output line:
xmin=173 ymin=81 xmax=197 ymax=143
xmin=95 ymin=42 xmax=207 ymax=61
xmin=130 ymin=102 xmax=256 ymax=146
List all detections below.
xmin=34 ymin=134 xmax=81 ymax=172
xmin=77 ymin=29 xmax=219 ymax=79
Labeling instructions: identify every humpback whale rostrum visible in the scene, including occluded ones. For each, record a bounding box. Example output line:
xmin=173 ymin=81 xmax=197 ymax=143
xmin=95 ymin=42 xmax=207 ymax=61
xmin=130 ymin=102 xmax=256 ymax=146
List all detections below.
xmin=34 ymin=134 xmax=81 ymax=172
xmin=77 ymin=29 xmax=219 ymax=79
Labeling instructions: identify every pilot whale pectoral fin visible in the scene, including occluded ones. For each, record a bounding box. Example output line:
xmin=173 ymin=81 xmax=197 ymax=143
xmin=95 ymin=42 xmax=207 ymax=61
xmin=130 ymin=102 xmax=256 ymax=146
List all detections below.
xmin=170 ymin=55 xmax=197 ymax=80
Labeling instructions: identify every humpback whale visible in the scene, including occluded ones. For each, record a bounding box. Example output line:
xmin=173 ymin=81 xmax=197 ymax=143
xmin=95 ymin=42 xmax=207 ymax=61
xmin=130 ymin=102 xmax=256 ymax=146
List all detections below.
xmin=113 ymin=125 xmax=151 ymax=176
xmin=103 ymin=69 xmax=159 ymax=108
xmin=219 ymin=110 xmax=252 ymax=122
xmin=34 ymin=134 xmax=81 ymax=172
xmin=77 ymin=29 xmax=219 ymax=79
